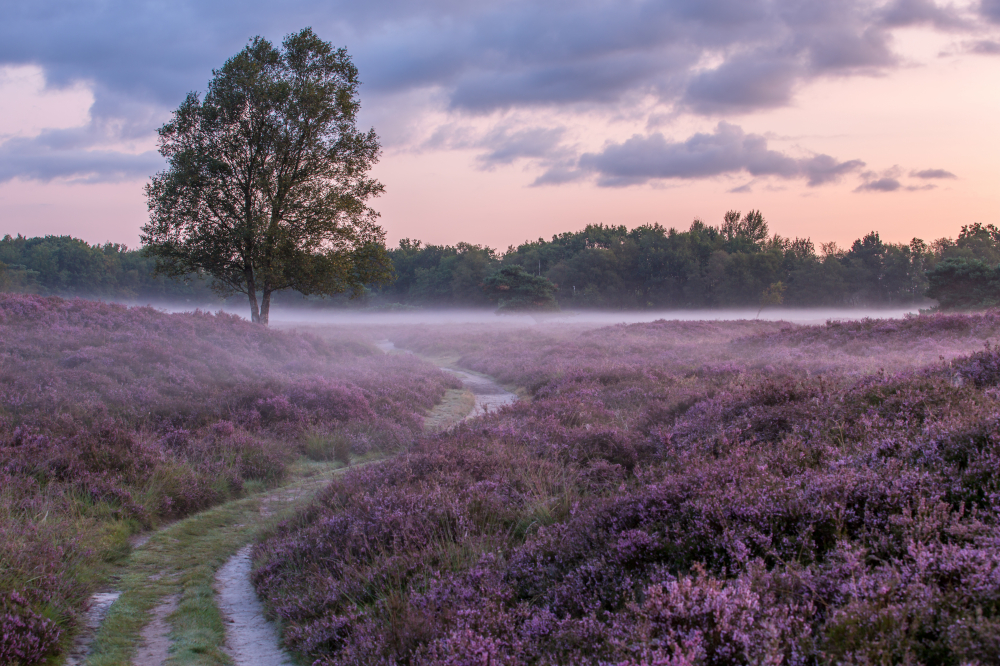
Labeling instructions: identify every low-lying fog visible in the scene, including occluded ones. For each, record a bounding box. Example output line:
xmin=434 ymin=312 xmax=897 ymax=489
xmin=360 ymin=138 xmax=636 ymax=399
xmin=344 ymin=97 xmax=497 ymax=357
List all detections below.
xmin=148 ymin=303 xmax=922 ymax=327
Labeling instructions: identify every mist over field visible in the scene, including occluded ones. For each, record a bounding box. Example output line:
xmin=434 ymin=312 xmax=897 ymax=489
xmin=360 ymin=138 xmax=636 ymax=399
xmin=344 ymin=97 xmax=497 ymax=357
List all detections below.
xmin=172 ymin=304 xmax=924 ymax=327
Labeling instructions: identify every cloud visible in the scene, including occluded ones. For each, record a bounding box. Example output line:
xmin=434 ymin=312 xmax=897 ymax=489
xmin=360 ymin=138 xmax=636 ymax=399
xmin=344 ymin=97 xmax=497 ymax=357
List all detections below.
xmin=982 ymin=0 xmax=1000 ymax=22
xmin=532 ymin=164 xmax=587 ymax=186
xmin=0 ymin=0 xmax=986 ymax=183
xmin=855 ymin=167 xmax=944 ymax=192
xmin=855 ymin=177 xmax=902 ymax=192
xmin=0 ymin=135 xmax=162 ymax=183
xmin=0 ymin=1 xmax=983 ymax=120
xmin=879 ymin=0 xmax=970 ymax=29
xmin=911 ymin=168 xmax=957 ymax=178
xmin=683 ymin=57 xmax=801 ymax=114
xmin=475 ymin=126 xmax=570 ymax=168
xmin=801 ymin=154 xmax=868 ymax=186
xmin=569 ymin=122 xmax=864 ymax=187
xmin=968 ymin=40 xmax=1000 ymax=54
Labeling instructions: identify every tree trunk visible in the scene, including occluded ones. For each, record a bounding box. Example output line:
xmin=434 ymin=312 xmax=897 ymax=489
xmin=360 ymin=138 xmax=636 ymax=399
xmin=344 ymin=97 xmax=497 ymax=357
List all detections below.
xmin=260 ymin=289 xmax=271 ymax=326
xmin=245 ymin=269 xmax=261 ymax=323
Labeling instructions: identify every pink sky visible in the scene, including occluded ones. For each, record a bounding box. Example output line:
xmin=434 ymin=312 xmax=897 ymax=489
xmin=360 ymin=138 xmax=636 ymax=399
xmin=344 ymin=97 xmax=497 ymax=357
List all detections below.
xmin=1 ymin=9 xmax=998 ymax=253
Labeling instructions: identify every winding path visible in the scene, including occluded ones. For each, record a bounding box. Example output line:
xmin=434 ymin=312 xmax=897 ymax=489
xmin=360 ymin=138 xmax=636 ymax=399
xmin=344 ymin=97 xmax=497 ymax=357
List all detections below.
xmin=208 ymin=342 xmax=515 ymax=666
xmin=69 ymin=341 xmax=514 ymax=666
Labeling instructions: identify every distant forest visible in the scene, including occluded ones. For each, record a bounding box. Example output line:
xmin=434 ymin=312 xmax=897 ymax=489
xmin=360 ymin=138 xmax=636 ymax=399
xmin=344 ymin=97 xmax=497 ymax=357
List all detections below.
xmin=3 ymin=213 xmax=999 ymax=309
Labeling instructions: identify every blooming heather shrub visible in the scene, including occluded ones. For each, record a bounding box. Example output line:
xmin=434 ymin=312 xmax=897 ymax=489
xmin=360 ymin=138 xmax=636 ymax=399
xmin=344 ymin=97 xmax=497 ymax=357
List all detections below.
xmin=254 ymin=316 xmax=1000 ymax=665
xmin=0 ymin=294 xmax=457 ymax=663
xmin=0 ymin=590 xmax=62 ymax=665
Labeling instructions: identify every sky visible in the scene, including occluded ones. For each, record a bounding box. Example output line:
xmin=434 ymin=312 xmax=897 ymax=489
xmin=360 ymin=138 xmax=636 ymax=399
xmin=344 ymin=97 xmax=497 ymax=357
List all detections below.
xmin=1 ymin=0 xmax=998 ymax=252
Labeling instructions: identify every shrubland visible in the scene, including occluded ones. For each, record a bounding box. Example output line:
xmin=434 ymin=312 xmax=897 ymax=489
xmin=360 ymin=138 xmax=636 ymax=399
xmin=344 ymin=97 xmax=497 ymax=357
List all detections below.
xmin=0 ymin=293 xmax=456 ymax=664
xmin=254 ymin=312 xmax=1000 ymax=664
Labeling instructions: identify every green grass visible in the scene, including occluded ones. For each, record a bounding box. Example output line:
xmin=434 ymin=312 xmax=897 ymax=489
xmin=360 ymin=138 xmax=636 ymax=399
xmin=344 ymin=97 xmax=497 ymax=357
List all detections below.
xmin=422 ymin=388 xmax=475 ymax=434
xmin=84 ymin=459 xmax=352 ymax=666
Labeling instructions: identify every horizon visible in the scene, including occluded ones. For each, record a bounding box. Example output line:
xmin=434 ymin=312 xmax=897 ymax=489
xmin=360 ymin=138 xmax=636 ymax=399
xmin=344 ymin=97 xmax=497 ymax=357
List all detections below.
xmin=1 ymin=2 xmax=998 ymax=250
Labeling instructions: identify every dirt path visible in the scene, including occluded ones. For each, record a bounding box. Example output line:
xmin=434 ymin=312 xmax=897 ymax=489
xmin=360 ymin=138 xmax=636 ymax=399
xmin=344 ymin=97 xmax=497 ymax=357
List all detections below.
xmin=375 ymin=339 xmax=518 ymax=417
xmin=131 ymin=594 xmax=178 ymax=666
xmin=64 ymin=592 xmax=120 ymax=666
xmin=215 ymin=547 xmax=294 ymax=666
xmin=210 ymin=345 xmax=515 ymax=665
xmin=448 ymin=368 xmax=518 ymax=417
xmin=74 ymin=346 xmax=515 ymax=666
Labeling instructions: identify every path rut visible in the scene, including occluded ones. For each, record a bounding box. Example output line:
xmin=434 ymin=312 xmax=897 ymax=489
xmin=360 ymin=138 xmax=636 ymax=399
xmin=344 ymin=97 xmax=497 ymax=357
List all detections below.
xmin=131 ymin=594 xmax=178 ymax=666
xmin=375 ymin=339 xmax=517 ymax=417
xmin=64 ymin=592 xmax=120 ymax=666
xmin=215 ymin=546 xmax=295 ymax=666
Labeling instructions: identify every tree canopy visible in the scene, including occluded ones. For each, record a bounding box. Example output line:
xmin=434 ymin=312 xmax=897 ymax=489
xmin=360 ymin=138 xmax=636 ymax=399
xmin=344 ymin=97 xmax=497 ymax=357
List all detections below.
xmin=482 ymin=265 xmax=559 ymax=313
xmin=142 ymin=28 xmax=392 ymax=324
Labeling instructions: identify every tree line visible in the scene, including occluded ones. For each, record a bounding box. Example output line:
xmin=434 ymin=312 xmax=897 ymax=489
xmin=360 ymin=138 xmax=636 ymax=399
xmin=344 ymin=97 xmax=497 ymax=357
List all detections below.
xmin=0 ymin=234 xmax=216 ymax=302
xmin=382 ymin=214 xmax=1000 ymax=310
xmin=3 ymin=216 xmax=998 ymax=311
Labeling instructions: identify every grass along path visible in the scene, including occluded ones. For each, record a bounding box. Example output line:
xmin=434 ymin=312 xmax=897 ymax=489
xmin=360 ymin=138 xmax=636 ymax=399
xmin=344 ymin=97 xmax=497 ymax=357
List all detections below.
xmin=77 ymin=345 xmax=512 ymax=666
xmin=83 ymin=458 xmax=354 ymax=666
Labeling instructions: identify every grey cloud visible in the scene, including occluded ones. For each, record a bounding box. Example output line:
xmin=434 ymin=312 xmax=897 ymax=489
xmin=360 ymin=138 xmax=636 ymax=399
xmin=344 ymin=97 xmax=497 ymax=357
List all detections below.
xmin=571 ymin=122 xmax=864 ymax=187
xmin=805 ymin=28 xmax=895 ymax=73
xmin=969 ymin=40 xmax=1000 ymax=54
xmin=855 ymin=177 xmax=902 ymax=192
xmin=982 ymin=0 xmax=1000 ymax=22
xmin=476 ymin=126 xmax=568 ymax=167
xmin=0 ymin=94 xmax=166 ymax=184
xmin=683 ymin=58 xmax=801 ymax=114
xmin=911 ymin=168 xmax=957 ymax=178
xmin=532 ymin=164 xmax=586 ymax=186
xmin=0 ymin=0 xmax=986 ymax=182
xmin=450 ymin=52 xmax=682 ymax=111
xmin=1 ymin=0 xmax=982 ymax=119
xmin=879 ymin=0 xmax=970 ymax=29
xmin=854 ymin=173 xmax=938 ymax=192
xmin=0 ymin=136 xmax=163 ymax=183
xmin=802 ymin=154 xmax=868 ymax=186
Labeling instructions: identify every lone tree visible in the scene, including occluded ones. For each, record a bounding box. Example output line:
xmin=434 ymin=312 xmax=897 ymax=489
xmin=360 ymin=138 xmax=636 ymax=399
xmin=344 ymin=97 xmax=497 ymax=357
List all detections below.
xmin=142 ymin=28 xmax=392 ymax=324
xmin=756 ymin=280 xmax=786 ymax=318
xmin=482 ymin=265 xmax=559 ymax=313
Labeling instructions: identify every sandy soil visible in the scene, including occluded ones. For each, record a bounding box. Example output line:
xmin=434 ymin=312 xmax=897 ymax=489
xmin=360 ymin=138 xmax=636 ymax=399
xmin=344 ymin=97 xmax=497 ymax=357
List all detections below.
xmin=215 ymin=546 xmax=295 ymax=666
xmin=131 ymin=594 xmax=179 ymax=666
xmin=448 ymin=368 xmax=517 ymax=417
xmin=63 ymin=591 xmax=121 ymax=666
xmin=375 ymin=338 xmax=517 ymax=417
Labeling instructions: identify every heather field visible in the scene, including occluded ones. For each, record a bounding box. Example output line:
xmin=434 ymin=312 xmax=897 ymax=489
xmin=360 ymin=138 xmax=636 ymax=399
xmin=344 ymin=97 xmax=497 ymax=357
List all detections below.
xmin=0 ymin=294 xmax=457 ymax=664
xmin=254 ymin=313 xmax=1000 ymax=665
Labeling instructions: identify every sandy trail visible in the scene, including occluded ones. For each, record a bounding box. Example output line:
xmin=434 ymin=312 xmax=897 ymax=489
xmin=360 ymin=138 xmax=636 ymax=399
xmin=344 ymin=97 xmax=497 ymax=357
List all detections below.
xmin=131 ymin=594 xmax=179 ymax=666
xmin=215 ymin=546 xmax=295 ymax=666
xmin=375 ymin=339 xmax=518 ymax=418
xmin=64 ymin=592 xmax=120 ymax=666
xmin=211 ymin=343 xmax=515 ymax=665
xmin=447 ymin=368 xmax=518 ymax=417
